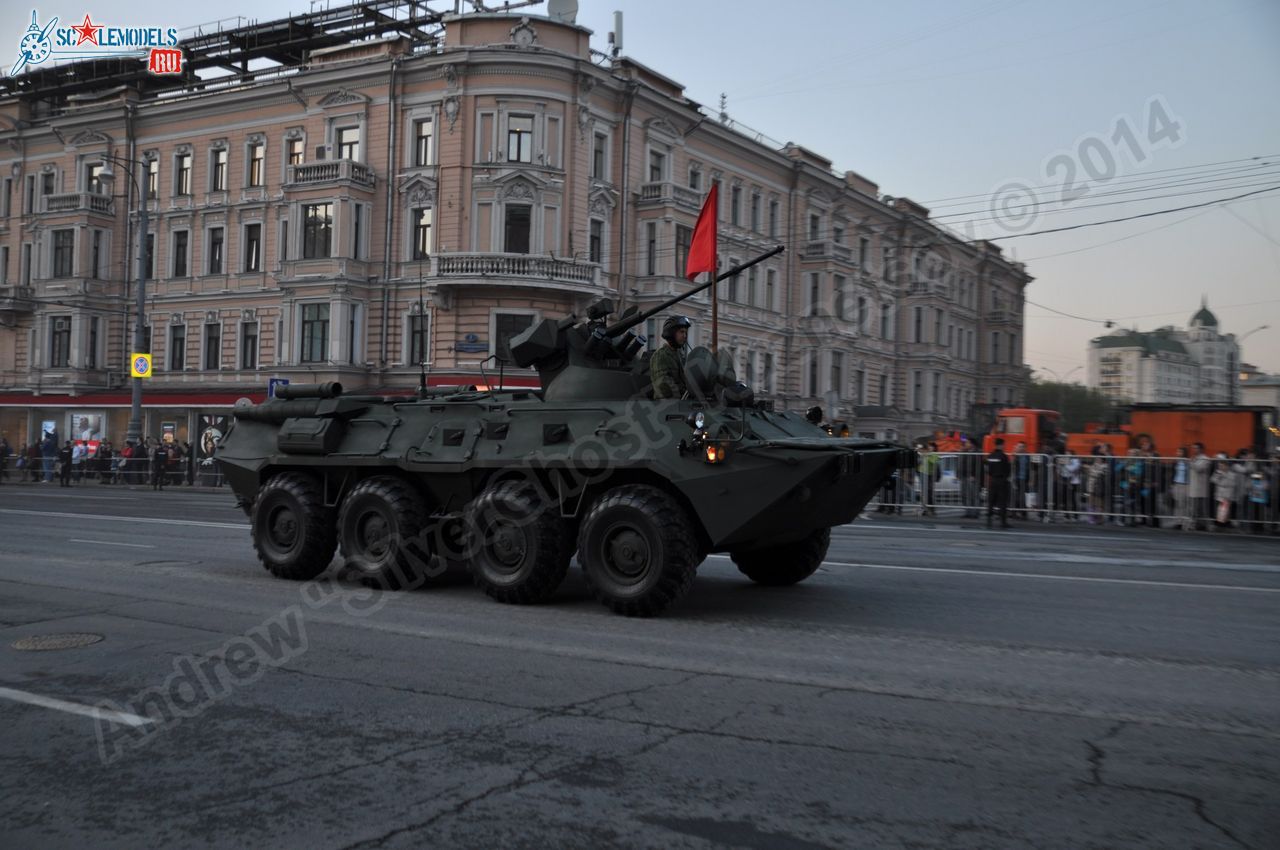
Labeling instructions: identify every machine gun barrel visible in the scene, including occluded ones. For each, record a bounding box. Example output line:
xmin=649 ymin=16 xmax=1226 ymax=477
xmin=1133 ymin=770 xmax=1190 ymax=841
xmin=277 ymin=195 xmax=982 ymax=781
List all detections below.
xmin=603 ymin=245 xmax=785 ymax=338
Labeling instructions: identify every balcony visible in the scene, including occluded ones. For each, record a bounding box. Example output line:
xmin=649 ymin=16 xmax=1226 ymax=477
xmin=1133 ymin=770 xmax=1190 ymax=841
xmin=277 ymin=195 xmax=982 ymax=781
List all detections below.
xmin=801 ymin=240 xmax=831 ymax=261
xmin=419 ymin=252 xmax=603 ymax=296
xmin=287 ymin=160 xmax=376 ymax=189
xmin=987 ymin=309 xmax=1018 ymax=326
xmin=39 ymin=192 xmax=114 ymax=215
xmin=0 ymin=285 xmax=35 ymax=317
xmin=637 ymin=182 xmax=703 ymax=211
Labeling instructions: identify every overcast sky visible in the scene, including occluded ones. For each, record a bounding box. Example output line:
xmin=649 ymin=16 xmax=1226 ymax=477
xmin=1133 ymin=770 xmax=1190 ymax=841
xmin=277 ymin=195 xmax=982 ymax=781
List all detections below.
xmin=7 ymin=0 xmax=1279 ymax=376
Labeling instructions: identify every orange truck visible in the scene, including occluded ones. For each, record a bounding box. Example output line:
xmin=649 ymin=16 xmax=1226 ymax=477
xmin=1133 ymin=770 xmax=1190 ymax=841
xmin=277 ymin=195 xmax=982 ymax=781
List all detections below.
xmin=969 ymin=405 xmax=1275 ymax=456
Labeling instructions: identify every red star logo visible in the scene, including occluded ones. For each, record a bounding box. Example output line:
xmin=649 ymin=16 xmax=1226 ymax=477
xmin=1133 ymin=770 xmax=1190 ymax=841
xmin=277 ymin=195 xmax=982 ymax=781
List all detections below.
xmin=71 ymin=14 xmax=102 ymax=47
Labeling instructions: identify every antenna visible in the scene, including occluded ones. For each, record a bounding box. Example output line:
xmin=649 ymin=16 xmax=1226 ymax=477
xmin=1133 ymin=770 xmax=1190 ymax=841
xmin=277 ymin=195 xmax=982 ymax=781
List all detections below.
xmin=417 ymin=259 xmax=428 ymax=399
xmin=611 ymin=11 xmax=623 ymax=56
xmin=547 ymin=0 xmax=578 ymax=23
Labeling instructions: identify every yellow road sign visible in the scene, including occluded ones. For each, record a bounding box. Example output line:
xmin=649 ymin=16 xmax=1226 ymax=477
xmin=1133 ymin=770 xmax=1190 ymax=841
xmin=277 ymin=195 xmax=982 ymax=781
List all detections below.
xmin=130 ymin=353 xmax=152 ymax=378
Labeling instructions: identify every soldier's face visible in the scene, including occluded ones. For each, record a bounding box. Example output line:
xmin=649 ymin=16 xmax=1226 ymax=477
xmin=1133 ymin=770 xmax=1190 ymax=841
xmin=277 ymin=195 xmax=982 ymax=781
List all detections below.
xmin=673 ymin=328 xmax=688 ymax=347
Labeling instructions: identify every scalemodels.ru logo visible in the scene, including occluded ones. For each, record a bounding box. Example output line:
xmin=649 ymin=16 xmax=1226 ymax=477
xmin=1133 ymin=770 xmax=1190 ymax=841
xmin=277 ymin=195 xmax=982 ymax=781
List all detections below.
xmin=9 ymin=9 xmax=183 ymax=77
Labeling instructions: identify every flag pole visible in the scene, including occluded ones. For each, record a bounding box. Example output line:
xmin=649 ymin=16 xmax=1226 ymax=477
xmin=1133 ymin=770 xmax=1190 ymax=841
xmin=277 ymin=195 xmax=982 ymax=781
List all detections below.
xmin=710 ymin=253 xmax=718 ymax=352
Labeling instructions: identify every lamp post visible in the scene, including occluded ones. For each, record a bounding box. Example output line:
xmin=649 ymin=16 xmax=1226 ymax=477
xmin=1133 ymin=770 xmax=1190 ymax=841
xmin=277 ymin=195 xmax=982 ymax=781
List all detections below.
xmin=98 ymin=153 xmax=148 ymax=448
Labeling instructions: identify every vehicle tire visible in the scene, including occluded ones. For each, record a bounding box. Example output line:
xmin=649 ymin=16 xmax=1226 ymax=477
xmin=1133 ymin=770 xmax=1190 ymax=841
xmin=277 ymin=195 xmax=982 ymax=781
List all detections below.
xmin=730 ymin=527 xmax=830 ymax=586
xmin=465 ymin=480 xmax=570 ymax=604
xmin=577 ymin=485 xmax=698 ymax=617
xmin=251 ymin=472 xmax=337 ymax=581
xmin=338 ymin=476 xmax=433 ymax=590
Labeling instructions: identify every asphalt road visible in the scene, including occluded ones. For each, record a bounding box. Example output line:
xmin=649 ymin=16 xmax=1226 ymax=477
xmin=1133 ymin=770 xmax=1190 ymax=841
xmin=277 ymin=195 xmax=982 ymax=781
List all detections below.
xmin=0 ymin=482 xmax=1277 ymax=849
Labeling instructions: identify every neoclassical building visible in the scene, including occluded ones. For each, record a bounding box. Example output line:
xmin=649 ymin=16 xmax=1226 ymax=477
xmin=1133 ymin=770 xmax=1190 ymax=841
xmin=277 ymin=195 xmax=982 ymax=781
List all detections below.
xmin=0 ymin=2 xmax=1030 ymax=452
xmin=1086 ymin=299 xmax=1241 ymax=405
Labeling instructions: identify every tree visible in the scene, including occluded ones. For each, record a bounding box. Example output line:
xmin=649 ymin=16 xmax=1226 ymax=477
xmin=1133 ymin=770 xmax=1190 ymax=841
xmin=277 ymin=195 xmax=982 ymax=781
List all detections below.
xmin=1025 ymin=380 xmax=1119 ymax=432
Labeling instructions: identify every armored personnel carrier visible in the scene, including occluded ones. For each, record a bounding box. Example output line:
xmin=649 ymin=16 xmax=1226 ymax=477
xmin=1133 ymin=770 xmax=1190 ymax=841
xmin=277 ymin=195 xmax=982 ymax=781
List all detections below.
xmin=217 ymin=249 xmax=911 ymax=616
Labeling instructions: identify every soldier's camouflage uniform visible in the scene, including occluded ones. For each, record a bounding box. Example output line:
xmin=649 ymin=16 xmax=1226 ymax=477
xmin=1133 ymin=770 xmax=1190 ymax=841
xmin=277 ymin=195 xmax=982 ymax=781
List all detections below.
xmin=650 ymin=345 xmax=688 ymax=399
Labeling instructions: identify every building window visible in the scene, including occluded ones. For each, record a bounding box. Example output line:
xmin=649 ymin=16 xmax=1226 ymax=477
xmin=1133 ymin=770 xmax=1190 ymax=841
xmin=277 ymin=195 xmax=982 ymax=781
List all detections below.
xmin=85 ymin=161 xmax=105 ymax=194
xmin=352 ymin=203 xmax=365 ymax=260
xmin=241 ymin=321 xmax=258 ymax=370
xmin=300 ymin=304 xmax=330 ymax=363
xmin=728 ymin=260 xmax=740 ymax=302
xmin=933 ymin=373 xmax=942 ymax=413
xmin=882 ymin=246 xmax=894 ymax=281
xmin=809 ymin=273 xmax=821 ymax=316
xmin=879 ymin=374 xmax=889 ymax=405
xmin=414 ymin=118 xmax=433 ymax=167
xmin=90 ymin=230 xmax=103 ymax=279
xmin=170 ymin=324 xmax=186 ymax=371
xmin=52 ymin=229 xmax=74 ymax=278
xmin=408 ymin=313 xmax=429 ymax=365
xmin=279 ymin=220 xmax=288 ymax=263
xmin=675 ymin=225 xmax=691 ymax=276
xmin=769 ymin=200 xmax=779 ymax=238
xmin=830 ymin=351 xmax=843 ymax=396
xmin=248 ymin=143 xmax=264 ymax=187
xmin=204 ymin=323 xmax=221 ymax=370
xmin=991 ymin=332 xmax=1000 ymax=364
xmin=591 ymin=132 xmax=607 ymax=179
xmin=859 ymin=236 xmax=870 ymax=270
xmin=143 ymin=158 xmax=158 ymax=200
xmin=808 ymin=353 xmax=818 ymax=398
xmin=588 ymin=219 xmax=603 ymax=264
xmin=144 ymin=233 xmax=155 ymax=280
xmin=412 ymin=207 xmax=432 ymax=259
xmin=648 ymin=149 xmax=666 ymax=182
xmin=1009 ymin=333 xmax=1018 ymax=365
xmin=207 ymin=227 xmax=224 ymax=274
xmin=88 ymin=316 xmax=99 ymax=369
xmin=747 ymin=267 xmax=758 ymax=307
xmin=41 ymin=172 xmax=56 ymax=197
xmin=211 ymin=148 xmax=228 ymax=191
xmin=834 ymin=275 xmax=848 ymax=320
xmin=913 ymin=370 xmax=923 ymax=411
xmin=302 ymin=203 xmax=333 ymax=259
xmin=645 ymin=222 xmax=657 ymax=276
xmin=172 ymin=231 xmax=188 ymax=277
xmin=730 ymin=186 xmax=742 ymax=226
xmin=808 ymin=213 xmax=820 ymax=241
xmin=494 ymin=312 xmax=535 ymax=364
xmin=688 ymin=163 xmax=702 ymax=191
xmin=287 ymin=137 xmax=303 ymax=166
xmin=503 ymin=205 xmax=530 ymax=254
xmin=175 ymin=153 xmax=191 ymax=196
xmin=750 ymin=192 xmax=761 ymax=232
xmin=764 ymin=352 xmax=774 ymax=393
xmin=244 ymin=223 xmax=261 ymax=272
xmin=506 ymin=115 xmax=534 ymax=163
xmin=766 ymin=269 xmax=776 ymax=311
xmin=854 ymin=369 xmax=865 ymax=405
xmin=49 ymin=317 xmax=71 ymax=367
xmin=833 ymin=224 xmax=845 ymax=246
xmin=336 ymin=126 xmax=360 ymax=161
xmin=913 ymin=307 xmax=923 ymax=343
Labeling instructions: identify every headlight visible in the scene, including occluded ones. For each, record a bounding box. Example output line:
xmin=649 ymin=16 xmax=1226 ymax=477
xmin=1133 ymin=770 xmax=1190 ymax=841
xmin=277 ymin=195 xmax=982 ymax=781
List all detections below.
xmin=686 ymin=411 xmax=706 ymax=431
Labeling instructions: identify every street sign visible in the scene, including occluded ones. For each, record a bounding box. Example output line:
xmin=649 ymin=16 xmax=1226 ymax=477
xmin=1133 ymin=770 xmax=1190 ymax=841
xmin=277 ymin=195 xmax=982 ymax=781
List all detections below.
xmin=268 ymin=377 xmax=290 ymax=399
xmin=130 ymin=353 xmax=152 ymax=378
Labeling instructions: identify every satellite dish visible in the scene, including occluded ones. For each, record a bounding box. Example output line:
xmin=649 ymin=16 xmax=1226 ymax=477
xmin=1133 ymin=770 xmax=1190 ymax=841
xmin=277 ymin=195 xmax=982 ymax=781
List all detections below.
xmin=547 ymin=0 xmax=578 ymax=23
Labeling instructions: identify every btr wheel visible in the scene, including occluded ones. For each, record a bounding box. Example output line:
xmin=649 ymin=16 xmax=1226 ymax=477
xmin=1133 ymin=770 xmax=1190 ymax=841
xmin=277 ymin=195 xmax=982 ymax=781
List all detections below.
xmin=338 ymin=476 xmax=433 ymax=590
xmin=577 ymin=485 xmax=698 ymax=617
xmin=730 ymin=527 xmax=830 ymax=586
xmin=251 ymin=473 xmax=337 ymax=581
xmin=465 ymin=481 xmax=570 ymax=604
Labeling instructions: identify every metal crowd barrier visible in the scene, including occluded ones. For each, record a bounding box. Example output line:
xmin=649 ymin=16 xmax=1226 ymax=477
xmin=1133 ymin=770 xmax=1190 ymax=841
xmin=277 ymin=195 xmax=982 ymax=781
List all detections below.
xmin=869 ymin=452 xmax=1280 ymax=533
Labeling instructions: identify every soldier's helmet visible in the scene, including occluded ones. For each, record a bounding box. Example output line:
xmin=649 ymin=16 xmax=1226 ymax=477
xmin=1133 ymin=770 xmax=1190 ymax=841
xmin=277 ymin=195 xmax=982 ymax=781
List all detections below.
xmin=661 ymin=315 xmax=692 ymax=343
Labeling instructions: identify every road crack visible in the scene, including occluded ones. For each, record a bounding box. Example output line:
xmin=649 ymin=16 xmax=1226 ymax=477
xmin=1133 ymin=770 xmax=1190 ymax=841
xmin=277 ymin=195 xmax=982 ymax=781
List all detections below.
xmin=1082 ymin=722 xmax=1253 ymax=850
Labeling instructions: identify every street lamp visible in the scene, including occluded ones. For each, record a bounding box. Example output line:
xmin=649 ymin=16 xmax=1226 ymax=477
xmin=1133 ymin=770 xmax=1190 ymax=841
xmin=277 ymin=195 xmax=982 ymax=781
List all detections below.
xmin=1036 ymin=366 xmax=1083 ymax=416
xmin=97 ymin=153 xmax=149 ymax=449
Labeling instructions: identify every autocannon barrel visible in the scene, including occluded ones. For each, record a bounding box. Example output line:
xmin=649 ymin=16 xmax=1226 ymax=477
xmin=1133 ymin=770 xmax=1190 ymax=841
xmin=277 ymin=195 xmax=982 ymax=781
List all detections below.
xmin=274 ymin=382 xmax=343 ymax=400
xmin=233 ymin=398 xmax=324 ymax=423
xmin=603 ymin=245 xmax=784 ymax=338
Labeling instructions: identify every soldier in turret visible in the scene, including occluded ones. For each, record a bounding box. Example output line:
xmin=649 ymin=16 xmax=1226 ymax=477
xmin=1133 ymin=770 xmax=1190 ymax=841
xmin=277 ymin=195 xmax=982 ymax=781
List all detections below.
xmin=650 ymin=315 xmax=691 ymax=399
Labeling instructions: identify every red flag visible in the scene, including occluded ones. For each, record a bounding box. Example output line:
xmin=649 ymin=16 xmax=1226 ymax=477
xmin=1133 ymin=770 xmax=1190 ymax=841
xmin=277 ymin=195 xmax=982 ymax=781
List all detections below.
xmin=684 ymin=184 xmax=717 ymax=280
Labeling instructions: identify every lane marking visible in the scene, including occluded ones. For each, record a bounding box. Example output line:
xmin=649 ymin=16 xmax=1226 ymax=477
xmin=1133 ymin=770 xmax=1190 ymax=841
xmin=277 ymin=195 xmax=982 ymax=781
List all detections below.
xmin=705 ymin=555 xmax=1280 ymax=594
xmin=0 ymin=685 xmax=152 ymax=728
xmin=0 ymin=508 xmax=247 ymax=530
xmin=69 ymin=539 xmax=156 ymax=549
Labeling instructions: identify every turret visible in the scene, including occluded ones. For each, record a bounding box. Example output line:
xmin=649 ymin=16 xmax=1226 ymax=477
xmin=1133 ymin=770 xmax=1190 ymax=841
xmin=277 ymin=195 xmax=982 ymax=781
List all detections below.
xmin=508 ymin=246 xmax=784 ymax=402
